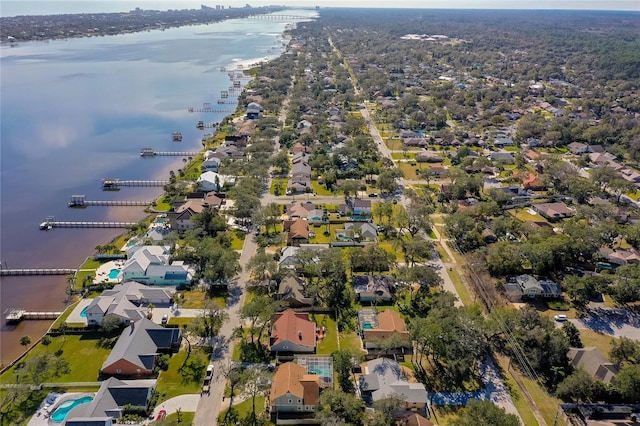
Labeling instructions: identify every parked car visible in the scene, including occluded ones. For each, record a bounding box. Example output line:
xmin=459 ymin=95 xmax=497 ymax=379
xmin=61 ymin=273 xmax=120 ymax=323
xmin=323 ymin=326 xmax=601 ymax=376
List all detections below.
xmin=161 ymin=314 xmax=168 ymax=325
xmin=554 ymin=314 xmax=568 ymax=322
xmin=205 ymin=364 xmax=214 ymax=379
xmin=156 ymin=409 xmax=167 ymax=421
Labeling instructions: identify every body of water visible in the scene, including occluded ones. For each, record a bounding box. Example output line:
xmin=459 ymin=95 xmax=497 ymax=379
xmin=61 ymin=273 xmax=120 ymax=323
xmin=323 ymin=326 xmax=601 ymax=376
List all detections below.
xmin=0 ymin=10 xmax=316 ymax=366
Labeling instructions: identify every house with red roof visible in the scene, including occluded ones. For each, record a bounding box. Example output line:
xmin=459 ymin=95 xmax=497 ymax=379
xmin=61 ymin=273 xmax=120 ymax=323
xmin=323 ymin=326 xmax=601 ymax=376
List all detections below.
xmin=269 ymin=310 xmax=316 ymax=354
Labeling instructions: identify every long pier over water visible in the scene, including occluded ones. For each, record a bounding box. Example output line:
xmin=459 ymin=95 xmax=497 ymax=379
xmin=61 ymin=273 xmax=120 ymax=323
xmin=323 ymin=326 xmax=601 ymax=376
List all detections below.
xmin=68 ymin=195 xmax=152 ymax=207
xmin=102 ymin=178 xmax=170 ymax=190
xmin=0 ymin=268 xmax=77 ymax=276
xmin=40 ymin=219 xmax=138 ymax=230
xmin=140 ymin=148 xmax=200 ymax=157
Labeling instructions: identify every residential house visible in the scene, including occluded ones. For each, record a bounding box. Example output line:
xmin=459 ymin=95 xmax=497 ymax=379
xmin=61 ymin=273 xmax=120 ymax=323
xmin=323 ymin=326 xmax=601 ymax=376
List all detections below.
xmin=246 ymin=102 xmax=263 ymax=119
xmin=567 ymin=142 xmax=588 ymax=155
xmin=522 ymin=173 xmax=546 ymax=191
xmin=404 ymin=138 xmax=429 ymax=148
xmin=352 ymin=199 xmax=372 ymax=216
xmin=343 ymin=222 xmax=378 ymax=241
xmin=359 ymin=357 xmax=428 ymax=410
xmin=285 ymin=201 xmax=316 ymax=220
xmin=415 ymin=153 xmax=443 ymax=163
xmin=279 ymin=244 xmax=329 ymax=268
xmin=513 ymin=275 xmax=562 ymax=298
xmin=101 ymin=318 xmax=181 ymax=377
xmin=567 ymin=347 xmax=619 ymax=384
xmin=284 ymin=219 xmax=310 ymax=246
xmin=494 ymin=137 xmax=515 ymax=148
xmin=532 ymin=202 xmax=574 ymax=221
xmin=487 ymin=152 xmax=515 ymax=164
xmin=172 ymin=199 xmax=205 ymax=230
xmin=85 ymin=281 xmax=174 ymax=326
xmin=292 ymin=142 xmax=311 ymax=154
xmin=269 ymin=362 xmax=320 ymax=415
xmin=201 ymin=151 xmax=221 ymax=172
xmin=589 ymin=152 xmax=618 ymax=167
xmin=358 ymin=309 xmax=411 ymax=357
xmin=65 ymin=377 xmax=156 ymax=424
xmin=307 ymin=209 xmax=327 ymax=225
xmin=121 ymin=245 xmax=192 ymax=286
xmin=352 ymin=275 xmax=394 ymax=303
xmin=403 ymin=413 xmax=435 ymax=426
xmin=292 ymin=152 xmax=310 ymax=165
xmin=212 ymin=144 xmax=244 ymax=160
xmin=269 ymin=310 xmax=317 ymax=354
xmin=275 ymin=275 xmax=313 ymax=308
xmin=425 ymin=165 xmax=447 ymax=176
xmin=197 ymin=171 xmax=235 ymax=192
xmin=598 ymin=247 xmax=640 ymax=266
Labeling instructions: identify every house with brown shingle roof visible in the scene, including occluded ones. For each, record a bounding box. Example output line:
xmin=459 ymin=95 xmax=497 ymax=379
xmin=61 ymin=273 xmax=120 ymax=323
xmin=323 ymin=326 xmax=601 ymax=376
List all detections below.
xmin=358 ymin=308 xmax=411 ymax=357
xmin=284 ymin=219 xmax=309 ymax=246
xmin=532 ymin=202 xmax=574 ymax=222
xmin=269 ymin=362 xmax=320 ymax=415
xmin=269 ymin=310 xmax=316 ymax=354
xmin=567 ymin=347 xmax=619 ymax=384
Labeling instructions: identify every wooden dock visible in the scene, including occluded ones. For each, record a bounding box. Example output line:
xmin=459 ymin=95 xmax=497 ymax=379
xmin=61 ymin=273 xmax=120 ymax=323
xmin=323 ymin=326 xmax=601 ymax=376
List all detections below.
xmin=5 ymin=308 xmax=63 ymax=324
xmin=40 ymin=219 xmax=137 ymax=230
xmin=196 ymin=121 xmax=218 ymax=130
xmin=188 ymin=106 xmax=235 ymax=113
xmin=68 ymin=195 xmax=152 ymax=207
xmin=102 ymin=178 xmax=170 ymax=190
xmin=140 ymin=148 xmax=200 ymax=157
xmin=1 ymin=268 xmax=77 ymax=276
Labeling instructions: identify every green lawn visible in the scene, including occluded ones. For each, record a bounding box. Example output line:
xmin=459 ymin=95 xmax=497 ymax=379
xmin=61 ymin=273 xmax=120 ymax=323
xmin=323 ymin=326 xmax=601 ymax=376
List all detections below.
xmin=312 ymin=180 xmax=333 ymax=196
xmin=1 ymin=333 xmax=111 ymax=384
xmin=218 ymin=396 xmax=272 ymax=425
xmin=339 ymin=331 xmax=364 ymax=355
xmin=385 ymin=139 xmax=404 ymax=150
xmin=231 ymin=230 xmax=246 ymax=250
xmin=391 ymin=152 xmax=417 ymax=159
xmin=154 ymin=196 xmax=172 ymax=212
xmin=270 ymin=178 xmax=288 ymax=196
xmin=156 ymin=349 xmax=210 ymax=402
xmin=397 ymin=163 xmax=421 ymax=180
xmin=152 ymin=411 xmax=195 ymax=425
xmin=311 ymin=314 xmax=339 ymax=355
xmin=167 ymin=317 xmax=193 ymax=328
xmin=495 ymin=355 xmax=540 ymax=426
xmin=509 ymin=208 xmax=545 ymax=223
xmin=447 ymin=268 xmax=474 ymax=306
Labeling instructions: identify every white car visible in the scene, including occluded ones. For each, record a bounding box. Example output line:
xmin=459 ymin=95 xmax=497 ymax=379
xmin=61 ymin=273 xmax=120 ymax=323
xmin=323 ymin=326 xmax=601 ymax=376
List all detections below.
xmin=205 ymin=364 xmax=214 ymax=379
xmin=554 ymin=314 xmax=568 ymax=322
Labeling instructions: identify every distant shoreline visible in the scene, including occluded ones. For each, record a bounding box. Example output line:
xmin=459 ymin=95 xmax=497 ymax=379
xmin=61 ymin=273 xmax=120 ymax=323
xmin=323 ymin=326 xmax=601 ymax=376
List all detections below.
xmin=0 ymin=5 xmax=287 ymax=43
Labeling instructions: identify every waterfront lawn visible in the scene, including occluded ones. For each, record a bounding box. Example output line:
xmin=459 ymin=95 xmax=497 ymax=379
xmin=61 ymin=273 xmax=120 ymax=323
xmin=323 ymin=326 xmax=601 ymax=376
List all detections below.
xmin=156 ymin=349 xmax=209 ymax=402
xmin=1 ymin=333 xmax=110 ymax=384
xmin=154 ymin=195 xmax=172 ymax=212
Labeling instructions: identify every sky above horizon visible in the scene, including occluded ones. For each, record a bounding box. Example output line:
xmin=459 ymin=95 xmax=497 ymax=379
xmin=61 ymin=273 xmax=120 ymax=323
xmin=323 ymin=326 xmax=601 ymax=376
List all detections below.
xmin=1 ymin=0 xmax=638 ymax=17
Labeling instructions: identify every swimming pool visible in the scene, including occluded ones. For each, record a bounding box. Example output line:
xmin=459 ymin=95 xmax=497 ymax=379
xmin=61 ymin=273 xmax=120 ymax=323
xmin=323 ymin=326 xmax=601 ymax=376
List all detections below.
xmin=80 ymin=306 xmax=89 ymax=318
xmin=108 ymin=269 xmax=120 ymax=279
xmin=51 ymin=396 xmax=93 ymax=423
xmin=362 ymin=323 xmax=373 ymax=330
xmin=309 ymin=367 xmax=331 ymax=377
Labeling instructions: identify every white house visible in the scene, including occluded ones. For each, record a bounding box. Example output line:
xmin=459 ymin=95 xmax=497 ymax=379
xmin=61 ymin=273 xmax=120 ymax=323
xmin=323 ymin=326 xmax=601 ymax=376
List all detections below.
xmin=121 ymin=246 xmax=192 ymax=286
xmin=202 ymin=151 xmax=221 ymax=172
xmin=197 ymin=171 xmax=235 ymax=192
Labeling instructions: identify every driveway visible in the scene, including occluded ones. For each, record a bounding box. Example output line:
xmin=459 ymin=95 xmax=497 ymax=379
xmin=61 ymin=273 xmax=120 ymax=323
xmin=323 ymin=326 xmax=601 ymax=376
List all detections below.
xmin=569 ymin=307 xmax=640 ymax=339
xmin=153 ymin=394 xmax=200 ymax=419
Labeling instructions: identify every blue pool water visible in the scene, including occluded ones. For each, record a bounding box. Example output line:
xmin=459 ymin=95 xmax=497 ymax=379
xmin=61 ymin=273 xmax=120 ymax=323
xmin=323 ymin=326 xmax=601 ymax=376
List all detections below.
xmin=362 ymin=323 xmax=373 ymax=329
xmin=108 ymin=269 xmax=120 ymax=279
xmin=80 ymin=306 xmax=89 ymax=318
xmin=309 ymin=367 xmax=331 ymax=377
xmin=51 ymin=396 xmax=94 ymax=423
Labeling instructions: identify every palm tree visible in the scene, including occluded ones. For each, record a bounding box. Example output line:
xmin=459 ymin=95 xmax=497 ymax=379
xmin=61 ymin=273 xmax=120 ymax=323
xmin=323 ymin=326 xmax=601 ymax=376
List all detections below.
xmin=19 ymin=335 xmax=31 ymax=352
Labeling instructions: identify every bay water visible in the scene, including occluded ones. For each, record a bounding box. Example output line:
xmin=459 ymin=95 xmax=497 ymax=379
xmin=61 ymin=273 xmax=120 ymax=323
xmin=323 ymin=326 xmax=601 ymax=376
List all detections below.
xmin=0 ymin=10 xmax=316 ymax=366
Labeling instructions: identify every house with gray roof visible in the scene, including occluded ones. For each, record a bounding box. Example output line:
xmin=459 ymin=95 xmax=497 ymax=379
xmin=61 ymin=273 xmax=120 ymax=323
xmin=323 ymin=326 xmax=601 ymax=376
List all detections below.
xmin=121 ymin=246 xmax=193 ymax=286
xmin=101 ymin=318 xmax=181 ymax=378
xmin=275 ymin=275 xmax=313 ymax=308
xmin=487 ymin=151 xmax=515 ymax=164
xmin=359 ymin=357 xmax=428 ymax=411
xmin=343 ymin=222 xmax=378 ymax=242
xmin=512 ymin=274 xmax=562 ymax=299
xmin=353 ymin=275 xmax=394 ymax=303
xmin=85 ymin=281 xmax=173 ymax=326
xmin=66 ymin=377 xmax=156 ymax=424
